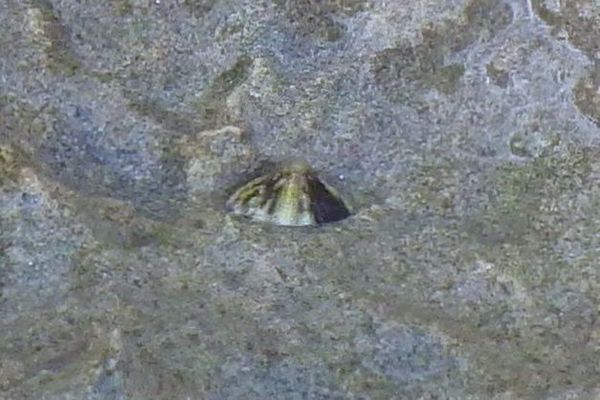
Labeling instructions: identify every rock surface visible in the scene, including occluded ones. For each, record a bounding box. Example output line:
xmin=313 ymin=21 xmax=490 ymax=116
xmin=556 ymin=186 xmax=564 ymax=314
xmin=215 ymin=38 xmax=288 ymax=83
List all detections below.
xmin=1 ymin=0 xmax=600 ymax=398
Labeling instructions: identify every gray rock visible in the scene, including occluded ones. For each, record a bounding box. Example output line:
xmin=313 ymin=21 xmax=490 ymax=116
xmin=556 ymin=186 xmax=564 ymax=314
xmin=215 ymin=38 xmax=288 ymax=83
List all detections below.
xmin=2 ymin=0 xmax=600 ymax=398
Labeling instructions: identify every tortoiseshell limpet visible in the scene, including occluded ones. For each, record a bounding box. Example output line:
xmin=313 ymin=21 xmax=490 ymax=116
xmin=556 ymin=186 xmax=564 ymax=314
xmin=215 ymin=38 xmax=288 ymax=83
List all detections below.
xmin=226 ymin=161 xmax=351 ymax=226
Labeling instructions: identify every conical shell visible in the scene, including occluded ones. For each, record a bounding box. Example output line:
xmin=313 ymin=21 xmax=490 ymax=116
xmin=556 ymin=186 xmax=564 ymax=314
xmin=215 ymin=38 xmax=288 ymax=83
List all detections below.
xmin=226 ymin=162 xmax=350 ymax=226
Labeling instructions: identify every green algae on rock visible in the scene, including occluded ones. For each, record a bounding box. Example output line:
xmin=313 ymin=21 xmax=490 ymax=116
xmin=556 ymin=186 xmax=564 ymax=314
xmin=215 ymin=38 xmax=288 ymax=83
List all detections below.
xmin=226 ymin=161 xmax=350 ymax=226
xmin=0 ymin=145 xmax=24 ymax=187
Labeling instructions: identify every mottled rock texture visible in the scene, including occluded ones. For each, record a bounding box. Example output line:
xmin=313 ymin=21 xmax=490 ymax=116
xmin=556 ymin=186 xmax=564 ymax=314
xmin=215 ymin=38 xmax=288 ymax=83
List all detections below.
xmin=1 ymin=0 xmax=600 ymax=398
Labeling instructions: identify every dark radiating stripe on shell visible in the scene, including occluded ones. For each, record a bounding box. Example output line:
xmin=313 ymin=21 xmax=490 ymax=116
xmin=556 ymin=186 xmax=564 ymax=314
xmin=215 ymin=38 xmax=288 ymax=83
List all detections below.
xmin=258 ymin=180 xmax=271 ymax=207
xmin=234 ymin=187 xmax=259 ymax=212
xmin=306 ymin=175 xmax=350 ymax=224
xmin=256 ymin=173 xmax=279 ymax=214
xmin=235 ymin=176 xmax=265 ymax=204
xmin=239 ymin=186 xmax=258 ymax=204
xmin=266 ymin=181 xmax=283 ymax=215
